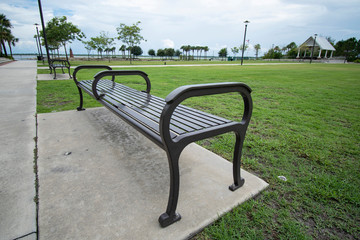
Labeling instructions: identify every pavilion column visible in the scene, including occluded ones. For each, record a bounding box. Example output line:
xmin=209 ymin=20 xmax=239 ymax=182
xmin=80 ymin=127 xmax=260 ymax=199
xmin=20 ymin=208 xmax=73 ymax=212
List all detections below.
xmin=318 ymin=49 xmax=322 ymax=58
xmin=330 ymin=51 xmax=333 ymax=58
xmin=303 ymin=49 xmax=307 ymax=57
xmin=325 ymin=50 xmax=328 ymax=58
xmin=297 ymin=48 xmax=301 ymax=58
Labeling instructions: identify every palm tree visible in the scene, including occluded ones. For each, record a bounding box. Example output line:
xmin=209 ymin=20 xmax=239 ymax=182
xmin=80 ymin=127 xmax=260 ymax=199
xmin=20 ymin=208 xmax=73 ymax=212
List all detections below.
xmin=119 ymin=45 xmax=126 ymax=59
xmin=254 ymin=44 xmax=261 ymax=59
xmin=181 ymin=45 xmax=191 ymax=60
xmin=190 ymin=46 xmax=195 ymax=59
xmin=0 ymin=14 xmax=13 ymax=56
xmin=7 ymin=33 xmax=18 ymax=57
xmin=204 ymin=46 xmax=209 ymax=59
xmin=195 ymin=46 xmax=201 ymax=60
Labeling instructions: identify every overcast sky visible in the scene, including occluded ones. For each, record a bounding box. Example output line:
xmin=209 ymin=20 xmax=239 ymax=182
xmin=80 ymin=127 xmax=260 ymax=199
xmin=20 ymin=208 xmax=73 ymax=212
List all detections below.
xmin=2 ymin=0 xmax=360 ymax=56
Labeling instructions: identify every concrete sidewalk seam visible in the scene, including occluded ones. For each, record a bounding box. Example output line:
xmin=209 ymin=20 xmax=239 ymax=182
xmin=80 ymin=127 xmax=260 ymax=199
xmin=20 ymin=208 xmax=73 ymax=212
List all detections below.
xmin=12 ymin=231 xmax=37 ymax=240
xmin=33 ymin=114 xmax=39 ymax=239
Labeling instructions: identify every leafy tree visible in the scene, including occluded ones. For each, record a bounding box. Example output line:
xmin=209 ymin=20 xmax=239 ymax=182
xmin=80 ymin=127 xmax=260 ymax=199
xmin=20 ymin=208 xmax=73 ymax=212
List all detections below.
xmin=131 ymin=46 xmax=143 ymax=57
xmin=263 ymin=47 xmax=283 ymax=59
xmin=164 ymin=48 xmax=175 ymax=59
xmin=148 ymin=49 xmax=155 ymax=58
xmin=175 ymin=49 xmax=181 ymax=57
xmin=287 ymin=48 xmax=298 ymax=59
xmin=116 ymin=21 xmax=145 ymax=63
xmin=286 ymin=42 xmax=297 ymax=51
xmin=157 ymin=49 xmax=165 ymax=60
xmin=254 ymin=44 xmax=261 ymax=59
xmin=83 ymin=40 xmax=96 ymax=60
xmin=284 ymin=42 xmax=298 ymax=59
xmin=274 ymin=46 xmax=281 ymax=52
xmin=231 ymin=47 xmax=239 ymax=57
xmin=41 ymin=16 xmax=85 ymax=60
xmin=89 ymin=32 xmax=114 ymax=60
xmin=218 ymin=48 xmax=227 ymax=60
xmin=335 ymin=37 xmax=359 ymax=62
xmin=239 ymin=44 xmax=249 ymax=52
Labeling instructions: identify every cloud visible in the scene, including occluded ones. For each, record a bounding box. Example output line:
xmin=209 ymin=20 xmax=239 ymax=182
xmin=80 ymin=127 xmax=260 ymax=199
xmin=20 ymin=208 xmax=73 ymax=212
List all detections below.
xmin=162 ymin=39 xmax=175 ymax=48
xmin=1 ymin=0 xmax=360 ymax=55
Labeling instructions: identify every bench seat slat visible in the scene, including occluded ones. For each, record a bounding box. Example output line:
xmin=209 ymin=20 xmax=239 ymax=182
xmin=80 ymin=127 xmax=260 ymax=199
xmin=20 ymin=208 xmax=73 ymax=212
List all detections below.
xmin=78 ymin=79 xmax=234 ymax=137
xmin=95 ymin=81 xmax=219 ymax=133
xmin=95 ymin=82 xmax=196 ymax=134
xmin=98 ymin=80 xmax=229 ymax=127
xmin=97 ymin=81 xmax=215 ymax=129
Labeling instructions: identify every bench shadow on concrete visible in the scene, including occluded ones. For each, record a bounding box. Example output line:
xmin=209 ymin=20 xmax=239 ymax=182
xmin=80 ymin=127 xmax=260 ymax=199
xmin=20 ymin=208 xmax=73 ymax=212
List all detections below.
xmin=38 ymin=107 xmax=268 ymax=240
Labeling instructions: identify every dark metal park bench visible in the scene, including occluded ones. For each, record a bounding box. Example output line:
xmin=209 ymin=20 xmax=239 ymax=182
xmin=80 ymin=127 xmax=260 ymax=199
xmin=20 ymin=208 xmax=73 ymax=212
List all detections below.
xmin=72 ymin=65 xmax=253 ymax=227
xmin=49 ymin=59 xmax=72 ymax=79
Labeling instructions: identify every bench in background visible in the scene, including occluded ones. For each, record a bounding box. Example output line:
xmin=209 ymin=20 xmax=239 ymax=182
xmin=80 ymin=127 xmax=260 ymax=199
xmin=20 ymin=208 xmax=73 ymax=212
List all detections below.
xmin=49 ymin=59 xmax=72 ymax=79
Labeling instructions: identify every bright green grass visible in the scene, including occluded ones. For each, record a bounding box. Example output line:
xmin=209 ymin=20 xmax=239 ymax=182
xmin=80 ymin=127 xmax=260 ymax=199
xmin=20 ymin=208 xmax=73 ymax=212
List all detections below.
xmin=37 ymin=64 xmax=360 ymax=239
xmin=37 ymin=59 xmax=287 ymax=68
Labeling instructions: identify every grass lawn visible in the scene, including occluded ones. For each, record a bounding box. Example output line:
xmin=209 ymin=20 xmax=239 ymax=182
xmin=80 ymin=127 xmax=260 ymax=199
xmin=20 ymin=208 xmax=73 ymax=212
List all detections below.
xmin=37 ymin=63 xmax=360 ymax=239
xmin=37 ymin=59 xmax=289 ymax=69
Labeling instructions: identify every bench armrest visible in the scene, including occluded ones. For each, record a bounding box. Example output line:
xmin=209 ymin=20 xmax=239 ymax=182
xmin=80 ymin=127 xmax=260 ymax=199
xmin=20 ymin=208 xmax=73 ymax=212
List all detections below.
xmin=165 ymin=82 xmax=252 ymax=103
xmin=92 ymin=70 xmax=151 ymax=100
xmin=73 ymin=65 xmax=113 ymax=84
xmin=160 ymin=82 xmax=253 ymax=143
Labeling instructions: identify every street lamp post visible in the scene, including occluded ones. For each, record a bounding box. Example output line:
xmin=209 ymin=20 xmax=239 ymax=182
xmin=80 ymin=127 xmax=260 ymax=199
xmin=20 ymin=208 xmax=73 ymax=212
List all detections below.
xmin=310 ymin=33 xmax=317 ymax=64
xmin=37 ymin=0 xmax=51 ymax=69
xmin=34 ymin=23 xmax=44 ymax=63
xmin=34 ymin=27 xmax=40 ymax=56
xmin=241 ymin=20 xmax=249 ymax=66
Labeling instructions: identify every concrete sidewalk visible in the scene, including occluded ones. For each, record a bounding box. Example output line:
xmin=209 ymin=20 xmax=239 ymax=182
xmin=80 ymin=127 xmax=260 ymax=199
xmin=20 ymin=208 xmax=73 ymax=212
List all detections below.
xmin=38 ymin=108 xmax=268 ymax=239
xmin=0 ymin=61 xmax=37 ymax=240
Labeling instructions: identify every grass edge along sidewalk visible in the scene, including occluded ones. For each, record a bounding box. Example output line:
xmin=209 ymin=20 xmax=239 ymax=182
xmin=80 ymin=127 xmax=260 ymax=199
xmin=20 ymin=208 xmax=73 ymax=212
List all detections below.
xmin=37 ymin=63 xmax=360 ymax=239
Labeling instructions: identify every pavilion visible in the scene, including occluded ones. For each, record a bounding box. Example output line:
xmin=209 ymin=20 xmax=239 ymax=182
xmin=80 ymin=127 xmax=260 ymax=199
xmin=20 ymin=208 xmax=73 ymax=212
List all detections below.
xmin=297 ymin=36 xmax=336 ymax=59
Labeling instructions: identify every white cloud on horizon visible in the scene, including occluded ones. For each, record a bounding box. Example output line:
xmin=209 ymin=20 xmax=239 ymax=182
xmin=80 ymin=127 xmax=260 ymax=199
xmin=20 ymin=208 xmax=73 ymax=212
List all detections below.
xmin=162 ymin=39 xmax=175 ymax=48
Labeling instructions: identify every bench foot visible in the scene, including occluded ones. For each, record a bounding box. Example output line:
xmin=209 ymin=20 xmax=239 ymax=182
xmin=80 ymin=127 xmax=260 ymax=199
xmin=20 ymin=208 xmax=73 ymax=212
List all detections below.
xmin=158 ymin=212 xmax=181 ymax=228
xmin=229 ymin=178 xmax=245 ymax=191
xmin=77 ymin=107 xmax=85 ymax=111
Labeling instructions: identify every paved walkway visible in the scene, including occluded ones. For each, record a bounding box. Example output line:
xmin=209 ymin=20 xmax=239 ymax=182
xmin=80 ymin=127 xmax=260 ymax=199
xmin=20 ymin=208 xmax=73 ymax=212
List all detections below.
xmin=0 ymin=61 xmax=37 ymax=240
xmin=38 ymin=108 xmax=268 ymax=239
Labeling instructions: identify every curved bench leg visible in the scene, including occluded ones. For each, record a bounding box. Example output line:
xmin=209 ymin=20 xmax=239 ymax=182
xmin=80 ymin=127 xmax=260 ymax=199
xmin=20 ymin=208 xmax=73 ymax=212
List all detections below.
xmin=158 ymin=149 xmax=182 ymax=227
xmin=53 ymin=69 xmax=57 ymax=79
xmin=229 ymin=131 xmax=245 ymax=191
xmin=68 ymin=67 xmax=72 ymax=79
xmin=76 ymin=87 xmax=85 ymax=111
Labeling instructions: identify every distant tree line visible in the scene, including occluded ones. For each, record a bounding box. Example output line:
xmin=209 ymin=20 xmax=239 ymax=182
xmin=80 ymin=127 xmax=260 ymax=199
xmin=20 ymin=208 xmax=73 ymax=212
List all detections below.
xmin=263 ymin=37 xmax=360 ymax=62
xmin=34 ymin=15 xmax=360 ymax=63
xmin=334 ymin=37 xmax=360 ymax=62
xmin=179 ymin=45 xmax=209 ymax=60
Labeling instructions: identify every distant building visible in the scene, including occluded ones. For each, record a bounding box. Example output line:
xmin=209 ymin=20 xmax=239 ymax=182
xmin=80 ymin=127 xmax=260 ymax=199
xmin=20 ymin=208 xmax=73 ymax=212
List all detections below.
xmin=297 ymin=36 xmax=336 ymax=58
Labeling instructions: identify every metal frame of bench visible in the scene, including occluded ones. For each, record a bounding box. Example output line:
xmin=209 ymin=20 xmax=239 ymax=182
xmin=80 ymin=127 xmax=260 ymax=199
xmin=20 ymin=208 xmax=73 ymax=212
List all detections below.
xmin=49 ymin=59 xmax=72 ymax=79
xmin=72 ymin=65 xmax=253 ymax=227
